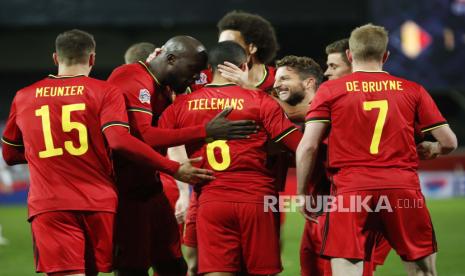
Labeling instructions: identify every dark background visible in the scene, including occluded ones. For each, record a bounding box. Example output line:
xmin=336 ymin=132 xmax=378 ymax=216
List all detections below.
xmin=1 ymin=0 xmax=464 ymax=144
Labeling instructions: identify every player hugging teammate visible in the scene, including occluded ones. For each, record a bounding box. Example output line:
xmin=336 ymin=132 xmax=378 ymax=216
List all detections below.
xmin=2 ymin=10 xmax=457 ymax=276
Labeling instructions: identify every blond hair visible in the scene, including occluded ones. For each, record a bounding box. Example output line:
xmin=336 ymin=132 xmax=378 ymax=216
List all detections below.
xmin=349 ymin=24 xmax=388 ymax=62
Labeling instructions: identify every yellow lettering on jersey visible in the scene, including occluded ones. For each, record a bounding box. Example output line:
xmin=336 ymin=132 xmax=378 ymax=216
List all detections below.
xmin=35 ymin=86 xmax=86 ymax=98
xmin=77 ymin=86 xmax=84 ymax=95
xmin=348 ymin=81 xmax=404 ymax=93
xmin=237 ymin=99 xmax=244 ymax=110
xmin=217 ymin=98 xmax=225 ymax=109
xmin=36 ymin=87 xmax=43 ymax=97
xmin=188 ymin=98 xmax=245 ymax=111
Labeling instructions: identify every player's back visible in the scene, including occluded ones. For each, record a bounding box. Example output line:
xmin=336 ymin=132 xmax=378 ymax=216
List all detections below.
xmin=160 ymin=84 xmax=297 ymax=203
xmin=11 ymin=75 xmax=125 ymax=217
xmin=308 ymin=71 xmax=447 ymax=192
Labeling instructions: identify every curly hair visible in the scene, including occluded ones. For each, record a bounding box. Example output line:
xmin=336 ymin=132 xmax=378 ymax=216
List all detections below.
xmin=276 ymin=55 xmax=324 ymax=88
xmin=217 ymin=10 xmax=279 ymax=64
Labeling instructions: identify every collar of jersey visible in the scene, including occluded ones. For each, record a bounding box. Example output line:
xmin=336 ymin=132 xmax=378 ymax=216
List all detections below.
xmin=138 ymin=61 xmax=161 ymax=85
xmin=48 ymin=74 xmax=86 ymax=79
xmin=205 ymin=83 xmax=237 ymax=87
xmin=254 ymin=64 xmax=268 ymax=87
xmin=353 ymin=70 xmax=389 ymax=74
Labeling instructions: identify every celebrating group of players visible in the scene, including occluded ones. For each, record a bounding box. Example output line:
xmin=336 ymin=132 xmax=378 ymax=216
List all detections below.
xmin=1 ymin=10 xmax=458 ymax=276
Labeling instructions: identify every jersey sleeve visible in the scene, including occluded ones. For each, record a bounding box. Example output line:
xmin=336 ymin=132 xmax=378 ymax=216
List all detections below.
xmin=107 ymin=67 xmax=154 ymax=116
xmin=1 ymin=96 xmax=24 ymax=147
xmin=100 ymin=87 xmax=130 ymax=132
xmin=305 ymin=84 xmax=332 ymax=124
xmin=260 ymin=94 xmax=298 ymax=143
xmin=158 ymin=102 xmax=178 ymax=129
xmin=416 ymin=85 xmax=447 ymax=133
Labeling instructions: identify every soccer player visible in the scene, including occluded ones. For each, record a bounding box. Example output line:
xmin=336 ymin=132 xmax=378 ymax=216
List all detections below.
xmin=108 ymin=36 xmax=258 ymax=276
xmin=182 ymin=11 xmax=280 ymax=274
xmin=159 ymin=41 xmax=303 ymax=276
xmin=273 ymin=55 xmax=324 ymax=123
xmin=1 ymin=29 xmax=213 ymax=276
xmin=297 ymin=24 xmax=457 ymax=276
xmin=192 ymin=10 xmax=278 ymax=92
xmin=124 ymin=42 xmax=156 ymax=64
xmin=324 ymin=38 xmax=352 ymax=80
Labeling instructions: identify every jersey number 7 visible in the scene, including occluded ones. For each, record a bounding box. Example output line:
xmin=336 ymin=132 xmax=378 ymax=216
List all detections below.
xmin=363 ymin=100 xmax=388 ymax=155
xmin=35 ymin=103 xmax=88 ymax=158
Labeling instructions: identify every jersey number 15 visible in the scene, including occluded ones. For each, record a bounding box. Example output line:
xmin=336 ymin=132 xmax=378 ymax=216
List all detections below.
xmin=35 ymin=103 xmax=88 ymax=158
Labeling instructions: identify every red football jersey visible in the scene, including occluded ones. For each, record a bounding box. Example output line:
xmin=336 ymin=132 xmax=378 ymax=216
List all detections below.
xmin=190 ymin=65 xmax=275 ymax=93
xmin=159 ymin=84 xmax=298 ymax=203
xmin=306 ymin=71 xmax=447 ymax=193
xmin=1 ymin=75 xmax=129 ymax=218
xmin=107 ymin=61 xmax=172 ymax=195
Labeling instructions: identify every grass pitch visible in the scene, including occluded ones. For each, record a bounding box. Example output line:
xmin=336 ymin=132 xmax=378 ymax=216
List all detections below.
xmin=0 ymin=199 xmax=464 ymax=275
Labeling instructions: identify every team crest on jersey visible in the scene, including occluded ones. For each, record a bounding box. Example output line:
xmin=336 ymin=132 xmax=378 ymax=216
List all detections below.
xmin=139 ymin=89 xmax=151 ymax=104
xmin=195 ymin=72 xmax=208 ymax=85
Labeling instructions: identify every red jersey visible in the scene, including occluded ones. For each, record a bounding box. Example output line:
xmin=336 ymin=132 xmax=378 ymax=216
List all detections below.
xmin=159 ymin=84 xmax=299 ymax=203
xmin=190 ymin=65 xmax=276 ymax=93
xmin=306 ymin=71 xmax=447 ymax=193
xmin=1 ymin=75 xmax=129 ymax=218
xmin=107 ymin=61 xmax=172 ymax=196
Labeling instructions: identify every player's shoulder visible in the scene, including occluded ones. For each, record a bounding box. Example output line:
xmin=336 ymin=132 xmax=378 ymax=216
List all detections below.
xmin=385 ymin=73 xmax=423 ymax=91
xmin=109 ymin=62 xmax=144 ymax=79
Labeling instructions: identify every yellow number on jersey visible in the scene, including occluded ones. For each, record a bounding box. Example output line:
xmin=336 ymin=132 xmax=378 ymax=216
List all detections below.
xmin=206 ymin=140 xmax=231 ymax=171
xmin=35 ymin=104 xmax=89 ymax=158
xmin=363 ymin=100 xmax=388 ymax=154
xmin=35 ymin=105 xmax=64 ymax=158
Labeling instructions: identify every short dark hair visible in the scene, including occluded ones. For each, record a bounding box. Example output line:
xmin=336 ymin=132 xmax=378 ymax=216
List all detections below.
xmin=217 ymin=11 xmax=278 ymax=64
xmin=124 ymin=42 xmax=156 ymax=64
xmin=325 ymin=38 xmax=350 ymax=66
xmin=276 ymin=55 xmax=324 ymax=88
xmin=55 ymin=29 xmax=95 ymax=66
xmin=208 ymin=41 xmax=247 ymax=73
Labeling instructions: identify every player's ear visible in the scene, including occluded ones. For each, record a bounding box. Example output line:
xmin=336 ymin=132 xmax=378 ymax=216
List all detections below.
xmin=382 ymin=51 xmax=390 ymax=64
xmin=303 ymin=77 xmax=315 ymax=90
xmin=248 ymin=43 xmax=257 ymax=55
xmin=167 ymin=54 xmax=176 ymax=65
xmin=239 ymin=62 xmax=247 ymax=71
xmin=89 ymin=52 xmax=96 ymax=67
xmin=346 ymin=50 xmax=353 ymax=64
xmin=52 ymin=53 xmax=59 ymax=66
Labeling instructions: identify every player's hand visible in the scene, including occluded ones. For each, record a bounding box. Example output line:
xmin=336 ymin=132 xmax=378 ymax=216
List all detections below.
xmin=146 ymin=47 xmax=162 ymax=62
xmin=298 ymin=195 xmax=319 ymax=224
xmin=417 ymin=141 xmax=440 ymax=160
xmin=218 ymin=62 xmax=251 ymax=88
xmin=175 ymin=191 xmax=189 ymax=224
xmin=174 ymin=157 xmax=215 ymax=184
xmin=205 ymin=107 xmax=258 ymax=140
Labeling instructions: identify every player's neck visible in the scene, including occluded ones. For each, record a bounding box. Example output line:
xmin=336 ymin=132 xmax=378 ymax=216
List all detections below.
xmin=147 ymin=59 xmax=165 ymax=86
xmin=249 ymin=62 xmax=265 ymax=84
xmin=351 ymin=60 xmax=384 ymax=73
xmin=57 ymin=64 xmax=91 ymax=77
xmin=210 ymin=72 xmax=236 ymax=86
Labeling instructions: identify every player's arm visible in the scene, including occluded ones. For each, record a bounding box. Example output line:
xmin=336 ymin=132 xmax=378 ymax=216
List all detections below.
xmin=103 ymin=125 xmax=214 ymax=184
xmin=296 ymin=122 xmax=328 ymax=196
xmin=416 ymin=85 xmax=458 ymax=159
xmin=417 ymin=126 xmax=457 ymax=160
xmin=167 ymin=145 xmax=190 ymax=224
xmin=2 ymin=97 xmax=27 ymax=165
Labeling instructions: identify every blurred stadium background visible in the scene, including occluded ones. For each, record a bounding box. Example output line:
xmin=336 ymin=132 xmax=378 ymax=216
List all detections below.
xmin=0 ymin=0 xmax=464 ymax=275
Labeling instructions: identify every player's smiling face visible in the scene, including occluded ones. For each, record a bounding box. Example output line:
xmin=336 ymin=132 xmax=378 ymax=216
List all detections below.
xmin=324 ymin=53 xmax=352 ymax=80
xmin=274 ymin=66 xmax=306 ymax=106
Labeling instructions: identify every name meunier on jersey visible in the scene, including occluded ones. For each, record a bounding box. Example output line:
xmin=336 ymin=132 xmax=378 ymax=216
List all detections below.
xmin=187 ymin=97 xmax=245 ymax=111
xmin=35 ymin=85 xmax=85 ymax=98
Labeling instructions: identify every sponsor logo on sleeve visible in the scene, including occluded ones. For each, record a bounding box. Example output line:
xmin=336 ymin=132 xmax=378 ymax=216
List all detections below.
xmin=139 ymin=89 xmax=151 ymax=104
